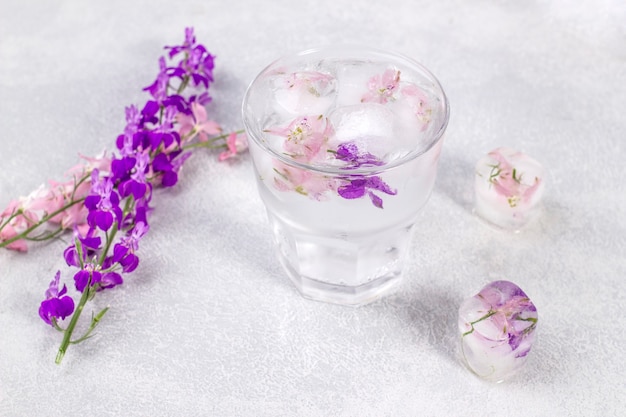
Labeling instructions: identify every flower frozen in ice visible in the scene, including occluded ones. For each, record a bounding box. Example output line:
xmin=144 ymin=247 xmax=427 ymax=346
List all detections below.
xmin=486 ymin=148 xmax=542 ymax=208
xmin=400 ymin=83 xmax=432 ymax=128
xmin=334 ymin=141 xmax=385 ymax=169
xmin=361 ymin=68 xmax=401 ymax=104
xmin=474 ymin=147 xmax=545 ymax=231
xmin=337 ymin=175 xmax=396 ymax=209
xmin=273 ymin=162 xmax=337 ymax=201
xmin=283 ymin=71 xmax=335 ymax=95
xmin=272 ymin=70 xmax=337 ymax=115
xmin=333 ymin=142 xmax=395 ymax=208
xmin=458 ymin=280 xmax=538 ymax=382
xmin=266 ymin=115 xmax=333 ymax=162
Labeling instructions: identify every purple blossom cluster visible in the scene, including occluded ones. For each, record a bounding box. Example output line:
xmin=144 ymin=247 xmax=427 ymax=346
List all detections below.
xmin=335 ymin=142 xmax=396 ymax=209
xmin=35 ymin=28 xmax=246 ymax=363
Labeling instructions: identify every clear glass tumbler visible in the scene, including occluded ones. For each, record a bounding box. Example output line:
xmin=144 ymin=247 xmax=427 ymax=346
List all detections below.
xmin=242 ymin=46 xmax=449 ymax=306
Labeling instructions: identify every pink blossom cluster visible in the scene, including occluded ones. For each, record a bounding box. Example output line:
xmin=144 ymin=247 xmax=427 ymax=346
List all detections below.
xmin=0 ymin=153 xmax=111 ymax=251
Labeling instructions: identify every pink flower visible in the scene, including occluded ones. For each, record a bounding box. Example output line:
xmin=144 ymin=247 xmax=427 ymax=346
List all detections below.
xmin=361 ymin=68 xmax=401 ymax=104
xmin=273 ymin=162 xmax=337 ymax=201
xmin=218 ymin=132 xmax=249 ymax=161
xmin=487 ymin=148 xmax=542 ymax=208
xmin=66 ymin=152 xmax=113 ymax=178
xmin=266 ymin=115 xmax=333 ymax=162
xmin=177 ymin=101 xmax=221 ymax=143
xmin=3 ymin=185 xmax=52 ymax=227
xmin=400 ymin=84 xmax=432 ymax=128
xmin=0 ymin=162 xmax=99 ymax=252
xmin=45 ymin=176 xmax=91 ymax=227
xmin=0 ymin=186 xmax=53 ymax=252
xmin=272 ymin=70 xmax=336 ymax=115
xmin=0 ymin=224 xmax=28 ymax=251
xmin=283 ymin=71 xmax=335 ymax=97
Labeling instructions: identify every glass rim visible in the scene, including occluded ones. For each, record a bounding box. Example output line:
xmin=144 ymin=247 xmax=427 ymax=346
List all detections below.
xmin=241 ymin=45 xmax=450 ymax=176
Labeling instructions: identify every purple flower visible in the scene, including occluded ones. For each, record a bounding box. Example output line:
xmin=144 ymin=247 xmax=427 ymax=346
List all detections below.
xmin=164 ymin=27 xmax=215 ymax=89
xmin=120 ymin=221 xmax=149 ymax=252
xmin=99 ymin=271 xmax=123 ymax=290
xmin=152 ymin=150 xmax=192 ymax=187
xmin=39 ymin=271 xmax=75 ymax=326
xmin=111 ymin=156 xmax=136 ymax=182
xmin=337 ymin=176 xmax=397 ymax=209
xmin=110 ymin=221 xmax=149 ymax=273
xmin=73 ymin=264 xmax=123 ymax=293
xmin=63 ymin=231 xmax=101 ymax=267
xmin=140 ymin=100 xmax=161 ymax=126
xmin=335 ymin=141 xmax=385 ymax=169
xmin=144 ymin=56 xmax=170 ymax=102
xmin=332 ymin=142 xmax=396 ymax=208
xmin=165 ymin=27 xmax=196 ymax=58
xmin=117 ymin=151 xmax=151 ymax=200
xmin=148 ymin=105 xmax=181 ymax=150
xmin=85 ymin=170 xmax=123 ymax=231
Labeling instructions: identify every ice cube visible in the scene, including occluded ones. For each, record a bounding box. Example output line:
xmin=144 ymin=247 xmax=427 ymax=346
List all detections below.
xmin=387 ymin=98 xmax=425 ymax=159
xmin=458 ymin=280 xmax=539 ymax=382
xmin=328 ymin=103 xmax=394 ymax=159
xmin=334 ymin=60 xmax=389 ymax=107
xmin=474 ymin=147 xmax=545 ymax=232
xmin=271 ymin=70 xmax=337 ymax=116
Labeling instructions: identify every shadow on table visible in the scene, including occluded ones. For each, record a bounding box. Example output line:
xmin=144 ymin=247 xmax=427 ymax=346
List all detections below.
xmin=369 ymin=283 xmax=462 ymax=365
xmin=435 ymin=148 xmax=475 ymax=212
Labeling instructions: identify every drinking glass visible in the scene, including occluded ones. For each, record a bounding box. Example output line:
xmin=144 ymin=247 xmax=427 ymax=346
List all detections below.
xmin=242 ymin=46 xmax=449 ymax=305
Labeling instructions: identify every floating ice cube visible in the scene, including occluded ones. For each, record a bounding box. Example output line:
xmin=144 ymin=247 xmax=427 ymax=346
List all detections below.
xmin=334 ymin=60 xmax=390 ymax=107
xmin=271 ymin=70 xmax=337 ymax=117
xmin=328 ymin=103 xmax=394 ymax=159
xmin=474 ymin=147 xmax=545 ymax=232
xmin=458 ymin=280 xmax=539 ymax=382
xmin=386 ymin=97 xmax=427 ymax=160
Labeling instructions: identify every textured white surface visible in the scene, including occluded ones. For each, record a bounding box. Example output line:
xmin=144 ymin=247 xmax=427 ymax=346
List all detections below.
xmin=1 ymin=0 xmax=625 ymax=416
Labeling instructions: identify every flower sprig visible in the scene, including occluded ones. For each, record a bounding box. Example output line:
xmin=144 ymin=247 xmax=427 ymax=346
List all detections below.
xmin=1 ymin=27 xmax=247 ymax=364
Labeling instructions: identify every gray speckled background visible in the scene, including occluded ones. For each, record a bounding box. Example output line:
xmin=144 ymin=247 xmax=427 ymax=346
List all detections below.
xmin=1 ymin=0 xmax=625 ymax=415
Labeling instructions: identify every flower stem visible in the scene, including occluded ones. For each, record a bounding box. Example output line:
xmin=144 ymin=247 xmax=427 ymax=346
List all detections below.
xmin=462 ymin=310 xmax=497 ymax=337
xmin=0 ymin=198 xmax=85 ymax=249
xmin=55 ymin=276 xmax=93 ymax=365
xmin=181 ymin=129 xmax=245 ymax=151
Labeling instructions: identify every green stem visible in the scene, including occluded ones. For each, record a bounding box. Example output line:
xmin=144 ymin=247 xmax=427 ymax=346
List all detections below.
xmin=99 ymin=225 xmax=118 ymax=266
xmin=462 ymin=310 xmax=497 ymax=337
xmin=177 ymin=74 xmax=190 ymax=94
xmin=55 ymin=276 xmax=93 ymax=365
xmin=71 ymin=307 xmax=110 ymax=344
xmin=25 ymin=227 xmax=64 ymax=242
xmin=181 ymin=129 xmax=245 ymax=151
xmin=0 ymin=198 xmax=85 ymax=249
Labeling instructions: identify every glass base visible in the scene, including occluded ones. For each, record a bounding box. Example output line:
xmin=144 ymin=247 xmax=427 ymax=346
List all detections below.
xmin=276 ymin=250 xmax=402 ymax=306
xmin=266 ymin=211 xmax=413 ymax=306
